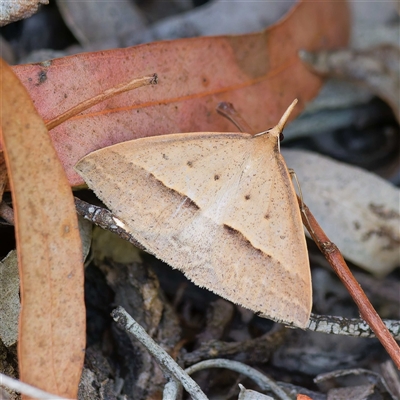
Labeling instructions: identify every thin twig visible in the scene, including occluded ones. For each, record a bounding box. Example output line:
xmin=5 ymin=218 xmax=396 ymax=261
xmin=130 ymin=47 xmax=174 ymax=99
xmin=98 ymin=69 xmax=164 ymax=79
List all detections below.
xmin=111 ymin=306 xmax=208 ymax=400
xmin=0 ymin=373 xmax=69 ymax=400
xmin=74 ymin=197 xmax=144 ymax=249
xmin=307 ymin=313 xmax=400 ymax=340
xmin=300 ymin=198 xmax=400 ymax=369
xmin=45 ymin=74 xmax=158 ymax=131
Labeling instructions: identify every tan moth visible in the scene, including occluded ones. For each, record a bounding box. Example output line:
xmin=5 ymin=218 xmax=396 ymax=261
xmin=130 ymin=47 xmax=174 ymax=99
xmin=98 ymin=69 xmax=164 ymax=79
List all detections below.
xmin=75 ymin=99 xmax=312 ymax=328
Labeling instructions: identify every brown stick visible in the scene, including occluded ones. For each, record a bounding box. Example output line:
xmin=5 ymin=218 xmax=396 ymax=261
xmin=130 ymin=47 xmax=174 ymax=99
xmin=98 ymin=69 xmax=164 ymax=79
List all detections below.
xmin=45 ymin=74 xmax=158 ymax=131
xmin=216 ymin=101 xmax=400 ymax=368
xmin=299 ymin=198 xmax=400 ymax=368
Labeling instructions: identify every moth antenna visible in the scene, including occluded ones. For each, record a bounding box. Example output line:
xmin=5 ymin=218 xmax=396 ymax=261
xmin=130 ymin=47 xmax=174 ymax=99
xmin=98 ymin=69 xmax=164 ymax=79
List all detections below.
xmin=216 ymin=102 xmax=255 ymax=134
xmin=254 ymin=99 xmax=298 ymax=140
xmin=276 ymin=99 xmax=298 ymax=133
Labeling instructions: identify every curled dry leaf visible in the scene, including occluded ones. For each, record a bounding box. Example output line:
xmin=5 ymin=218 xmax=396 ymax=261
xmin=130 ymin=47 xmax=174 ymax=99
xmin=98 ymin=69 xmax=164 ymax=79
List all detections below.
xmin=10 ymin=0 xmax=350 ymax=186
xmin=300 ymin=45 xmax=400 ymax=122
xmin=0 ymin=60 xmax=85 ymax=398
xmin=282 ymin=149 xmax=400 ymax=276
xmin=0 ymin=0 xmax=49 ymax=27
xmin=0 ymin=251 xmax=20 ymax=347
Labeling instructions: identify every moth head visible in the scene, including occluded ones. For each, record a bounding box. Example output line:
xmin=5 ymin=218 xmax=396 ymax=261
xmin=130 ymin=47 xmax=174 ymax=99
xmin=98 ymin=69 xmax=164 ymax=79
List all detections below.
xmin=254 ymin=98 xmax=298 ymax=151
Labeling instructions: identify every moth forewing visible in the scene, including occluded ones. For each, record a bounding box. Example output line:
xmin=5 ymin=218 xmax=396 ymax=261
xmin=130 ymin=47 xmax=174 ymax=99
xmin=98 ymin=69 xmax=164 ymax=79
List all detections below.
xmin=75 ymin=102 xmax=312 ymax=328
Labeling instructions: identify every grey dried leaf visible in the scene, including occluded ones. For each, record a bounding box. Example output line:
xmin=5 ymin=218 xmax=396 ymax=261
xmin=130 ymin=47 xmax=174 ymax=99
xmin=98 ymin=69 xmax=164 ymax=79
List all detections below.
xmin=238 ymin=384 xmax=274 ymax=400
xmin=282 ymin=149 xmax=400 ymax=276
xmin=137 ymin=0 xmax=193 ymax=23
xmin=327 ymin=384 xmax=375 ymax=400
xmin=273 ymin=330 xmax=367 ymax=375
xmin=300 ymin=46 xmax=400 ymax=122
xmin=379 ymin=360 xmax=400 ymax=399
xmin=0 ymin=250 xmax=20 ymax=347
xmin=136 ymin=0 xmax=294 ymax=43
xmin=0 ymin=0 xmax=48 ymax=27
xmin=56 ymin=0 xmax=147 ymax=48
xmin=283 ymin=79 xmax=375 ymax=141
xmin=316 ymin=367 xmax=394 ymax=399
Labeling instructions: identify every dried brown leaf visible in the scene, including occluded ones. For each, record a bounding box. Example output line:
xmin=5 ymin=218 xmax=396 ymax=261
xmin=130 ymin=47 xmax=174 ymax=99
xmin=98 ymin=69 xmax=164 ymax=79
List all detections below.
xmin=11 ymin=0 xmax=350 ymax=186
xmin=0 ymin=59 xmax=85 ymax=398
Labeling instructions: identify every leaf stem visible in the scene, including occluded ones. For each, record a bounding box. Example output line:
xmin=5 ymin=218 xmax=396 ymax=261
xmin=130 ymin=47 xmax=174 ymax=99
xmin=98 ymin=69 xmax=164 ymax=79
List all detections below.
xmin=45 ymin=74 xmax=158 ymax=131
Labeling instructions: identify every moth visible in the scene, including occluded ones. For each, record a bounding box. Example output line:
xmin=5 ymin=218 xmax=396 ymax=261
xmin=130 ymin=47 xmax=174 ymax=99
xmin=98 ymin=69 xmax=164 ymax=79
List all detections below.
xmin=75 ymin=100 xmax=312 ymax=328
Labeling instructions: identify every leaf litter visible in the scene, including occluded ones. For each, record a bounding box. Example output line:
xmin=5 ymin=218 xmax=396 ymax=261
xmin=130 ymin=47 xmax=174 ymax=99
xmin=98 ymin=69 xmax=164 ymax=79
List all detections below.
xmin=0 ymin=1 xmax=400 ymax=399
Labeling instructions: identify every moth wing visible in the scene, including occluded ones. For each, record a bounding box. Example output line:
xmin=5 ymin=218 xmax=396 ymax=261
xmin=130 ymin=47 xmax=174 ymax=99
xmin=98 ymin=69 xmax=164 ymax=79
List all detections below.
xmin=114 ymin=131 xmax=254 ymax=208
xmin=76 ymin=132 xmax=311 ymax=327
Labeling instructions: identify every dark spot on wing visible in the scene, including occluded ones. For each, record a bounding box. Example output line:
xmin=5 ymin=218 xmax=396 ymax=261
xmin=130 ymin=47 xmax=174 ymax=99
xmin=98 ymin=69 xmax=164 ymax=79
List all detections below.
xmin=187 ymin=161 xmax=193 ymax=167
xmin=245 ymin=194 xmax=251 ymax=200
xmin=264 ymin=213 xmax=270 ymax=219
xmin=214 ymin=174 xmax=220 ymax=181
xmin=162 ymin=154 xmax=169 ymax=160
